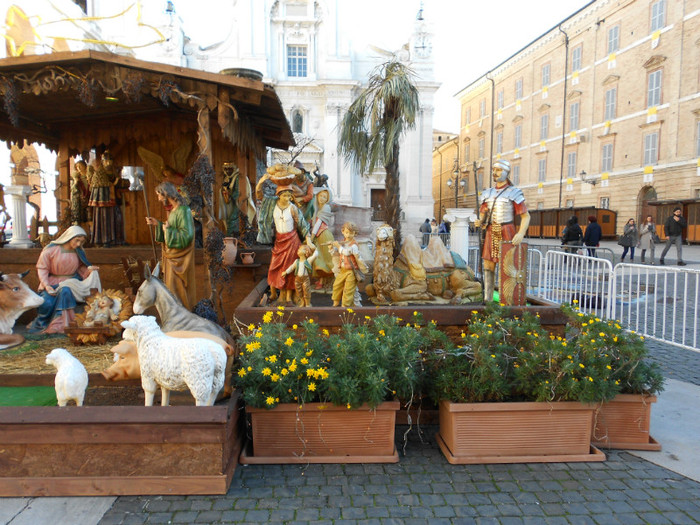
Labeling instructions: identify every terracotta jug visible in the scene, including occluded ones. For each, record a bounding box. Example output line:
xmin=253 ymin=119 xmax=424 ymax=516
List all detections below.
xmin=222 ymin=237 xmax=238 ymax=266
xmin=240 ymin=251 xmax=256 ymax=265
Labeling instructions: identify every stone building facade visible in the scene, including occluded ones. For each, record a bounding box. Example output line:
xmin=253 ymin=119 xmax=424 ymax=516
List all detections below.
xmin=450 ymin=0 xmax=700 ymax=236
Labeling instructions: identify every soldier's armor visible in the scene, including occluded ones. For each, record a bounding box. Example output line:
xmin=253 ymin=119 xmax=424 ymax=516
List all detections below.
xmin=482 ymin=185 xmax=525 ymax=224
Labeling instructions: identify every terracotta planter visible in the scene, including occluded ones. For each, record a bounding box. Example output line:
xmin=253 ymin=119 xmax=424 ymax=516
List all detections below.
xmin=436 ymin=400 xmax=605 ymax=464
xmin=241 ymin=401 xmax=400 ymax=464
xmin=592 ymin=394 xmax=661 ymax=451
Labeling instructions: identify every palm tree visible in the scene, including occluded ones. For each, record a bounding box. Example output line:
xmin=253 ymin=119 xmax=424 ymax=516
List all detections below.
xmin=338 ymin=60 xmax=420 ymax=255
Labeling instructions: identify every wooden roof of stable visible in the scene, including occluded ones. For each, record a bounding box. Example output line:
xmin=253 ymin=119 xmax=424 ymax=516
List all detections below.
xmin=0 ymin=50 xmax=294 ymax=153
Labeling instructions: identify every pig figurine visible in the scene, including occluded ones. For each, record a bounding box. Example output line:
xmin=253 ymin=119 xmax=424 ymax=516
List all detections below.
xmin=102 ymin=330 xmax=233 ymax=381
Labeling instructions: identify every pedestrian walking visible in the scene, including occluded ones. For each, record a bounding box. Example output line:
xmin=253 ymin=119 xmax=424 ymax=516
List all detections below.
xmin=419 ymin=218 xmax=431 ymax=248
xmin=583 ymin=215 xmax=602 ymax=257
xmin=659 ymin=207 xmax=687 ymax=266
xmin=561 ymin=215 xmax=582 ymax=254
xmin=639 ymin=215 xmax=657 ymax=264
xmin=618 ymin=218 xmax=639 ymax=262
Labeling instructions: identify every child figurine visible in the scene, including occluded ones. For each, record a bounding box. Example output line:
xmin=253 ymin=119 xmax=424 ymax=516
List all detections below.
xmin=284 ymin=244 xmax=318 ymax=307
xmin=83 ymin=293 xmax=119 ymax=327
xmin=331 ymin=222 xmax=368 ymax=307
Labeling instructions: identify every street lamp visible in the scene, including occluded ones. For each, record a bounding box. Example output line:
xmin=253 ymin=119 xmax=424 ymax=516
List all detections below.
xmin=580 ymin=169 xmax=597 ymax=186
xmin=446 ymin=158 xmax=466 ymax=208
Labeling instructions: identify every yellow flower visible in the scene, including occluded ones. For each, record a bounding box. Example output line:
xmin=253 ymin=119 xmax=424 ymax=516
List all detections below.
xmin=379 ymin=330 xmax=386 ymax=336
xmin=599 ymin=332 xmax=605 ymax=337
xmin=292 ymin=324 xmax=298 ymax=330
xmin=347 ymin=308 xmax=354 ymax=313
xmin=365 ymin=316 xmax=371 ymax=320
xmin=271 ymin=373 xmax=280 ymax=382
xmin=491 ymin=354 xmax=496 ymax=358
xmin=413 ymin=311 xmax=418 ymax=316
xmin=289 ymin=361 xmax=297 ymax=372
xmin=300 ymin=357 xmax=309 ymax=365
xmin=262 ymin=311 xmax=273 ymax=323
xmin=572 ymin=299 xmax=578 ymax=304
xmin=582 ymin=322 xmax=588 ymax=327
xmin=488 ymin=330 xmax=493 ymax=335
xmin=247 ymin=366 xmax=252 ymax=371
xmin=308 ymin=319 xmax=314 ymax=324
xmin=471 ymin=333 xmax=479 ymax=338
xmin=579 ymin=363 xmax=585 ymax=369
xmin=323 ymin=329 xmax=329 ymax=336
xmin=262 ymin=367 xmax=271 ymax=376
xmin=347 ymin=403 xmax=351 ymax=409
xmin=606 ymin=365 xmax=612 ymax=370
xmin=266 ymin=396 xmax=275 ymax=406
xmin=588 ymin=377 xmax=594 ymax=382
xmin=237 ymin=368 xmax=246 ymax=377
xmin=471 ymin=310 xmax=478 ymax=314
xmin=308 ymin=382 xmax=316 ymax=391
xmin=248 ymin=323 xmax=255 ymax=330
xmin=277 ymin=305 xmax=285 ymax=311
xmin=269 ymin=354 xmax=277 ymax=363
xmin=562 ymin=342 xmax=567 ymax=347
xmin=591 ymin=339 xmax=596 ymax=343
xmin=306 ymin=349 xmax=313 ymax=356
xmin=613 ymin=336 xmax=618 ymax=342
xmin=281 ymin=369 xmax=289 ymax=376
xmin=276 ymin=311 xmax=284 ymax=317
xmin=461 ymin=332 xmax=466 ymax=338
xmin=284 ymin=337 xmax=294 ymax=347
xmin=578 ymin=313 xmax=584 ymax=317
xmin=306 ymin=369 xmax=315 ymax=377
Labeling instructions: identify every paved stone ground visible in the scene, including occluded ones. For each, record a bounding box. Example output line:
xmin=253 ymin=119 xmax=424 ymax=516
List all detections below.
xmin=98 ymin=305 xmax=700 ymax=525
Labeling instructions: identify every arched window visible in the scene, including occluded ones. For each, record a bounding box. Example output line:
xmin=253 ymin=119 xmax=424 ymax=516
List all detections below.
xmin=292 ymin=110 xmax=303 ymax=133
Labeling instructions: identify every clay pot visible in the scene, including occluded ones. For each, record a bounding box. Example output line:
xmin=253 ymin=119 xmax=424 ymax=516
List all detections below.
xmin=222 ymin=237 xmax=238 ymax=266
xmin=240 ymin=252 xmax=256 ymax=265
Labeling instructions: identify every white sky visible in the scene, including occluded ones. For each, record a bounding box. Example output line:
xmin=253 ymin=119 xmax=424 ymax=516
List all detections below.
xmin=178 ymin=0 xmax=592 ymax=132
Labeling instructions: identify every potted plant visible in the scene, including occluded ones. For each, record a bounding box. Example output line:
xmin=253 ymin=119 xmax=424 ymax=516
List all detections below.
xmin=561 ymin=304 xmax=664 ymax=451
xmin=426 ymin=303 xmax=619 ymax=464
xmin=234 ymin=308 xmax=445 ymax=464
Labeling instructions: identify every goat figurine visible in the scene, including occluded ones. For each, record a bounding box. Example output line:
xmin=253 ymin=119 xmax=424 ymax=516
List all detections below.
xmin=45 ymin=348 xmax=88 ymax=406
xmin=121 ymin=315 xmax=226 ymax=407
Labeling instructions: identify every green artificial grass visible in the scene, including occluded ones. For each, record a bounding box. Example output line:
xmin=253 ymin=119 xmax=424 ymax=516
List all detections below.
xmin=0 ymin=386 xmax=57 ymax=406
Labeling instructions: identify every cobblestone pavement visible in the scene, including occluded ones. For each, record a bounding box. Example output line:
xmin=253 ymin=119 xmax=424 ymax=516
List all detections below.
xmin=97 ymin=331 xmax=700 ymax=525
xmin=99 ymin=428 xmax=700 ymax=525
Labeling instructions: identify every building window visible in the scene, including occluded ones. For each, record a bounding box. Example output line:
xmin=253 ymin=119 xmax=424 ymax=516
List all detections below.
xmin=287 ymin=45 xmax=307 ymax=77
xmin=497 ymin=89 xmax=504 ymax=110
xmin=514 ymin=124 xmax=522 ymax=149
xmin=650 ymin=0 xmax=666 ymax=32
xmin=566 ymin=198 xmax=575 ymax=208
xmin=478 ymin=137 xmax=485 ymax=158
xmin=607 ymin=25 xmax=620 ymax=54
xmin=600 ymin=197 xmax=610 ymax=209
xmin=541 ymin=64 xmax=550 ymax=87
xmin=567 ymin=151 xmax=577 ymax=179
xmin=538 ymin=158 xmax=547 ymax=182
xmin=540 ymin=114 xmax=549 ymax=140
xmin=601 ymin=143 xmax=614 ymax=172
xmin=496 ymin=131 xmax=503 ymax=154
xmin=465 ymin=107 xmax=471 ymax=124
xmin=512 ymin=164 xmax=520 ymax=185
xmin=647 ymin=70 xmax=662 ymax=107
xmin=569 ymin=101 xmax=580 ymax=132
xmin=292 ymin=110 xmax=303 ymax=133
xmin=479 ymin=99 xmax=486 ymax=118
xmin=464 ymin=142 xmax=470 ymax=163
xmin=697 ymin=121 xmax=700 ymax=156
xmin=515 ymin=78 xmax=523 ymax=100
xmin=644 ymin=132 xmax=659 ymax=165
xmin=604 ymin=88 xmax=617 ymax=120
xmin=571 ymin=46 xmax=582 ymax=72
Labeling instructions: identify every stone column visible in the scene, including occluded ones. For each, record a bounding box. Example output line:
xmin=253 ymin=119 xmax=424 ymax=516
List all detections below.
xmin=4 ymin=185 xmax=34 ymax=248
xmin=445 ymin=207 xmax=476 ymax=265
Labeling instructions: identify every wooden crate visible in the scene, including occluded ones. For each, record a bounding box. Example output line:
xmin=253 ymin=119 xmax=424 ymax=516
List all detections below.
xmin=0 ymin=381 xmax=242 ymax=497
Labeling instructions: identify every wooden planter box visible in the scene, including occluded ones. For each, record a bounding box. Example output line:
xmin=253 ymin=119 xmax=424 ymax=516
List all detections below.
xmin=436 ymin=400 xmax=606 ymax=464
xmin=0 ymin=385 xmax=243 ymax=497
xmin=592 ymin=394 xmax=661 ymax=451
xmin=240 ymin=401 xmax=400 ymax=464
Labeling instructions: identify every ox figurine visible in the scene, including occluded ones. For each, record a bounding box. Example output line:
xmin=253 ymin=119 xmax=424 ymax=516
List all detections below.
xmin=0 ymin=271 xmax=44 ymax=350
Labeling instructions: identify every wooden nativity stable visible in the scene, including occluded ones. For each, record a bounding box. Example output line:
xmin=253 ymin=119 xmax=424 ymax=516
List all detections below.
xmin=0 ymin=50 xmax=293 ymax=496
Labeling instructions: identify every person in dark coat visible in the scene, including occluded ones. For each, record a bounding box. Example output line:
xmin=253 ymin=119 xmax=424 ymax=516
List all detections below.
xmin=659 ymin=207 xmax=687 ymax=266
xmin=583 ymin=215 xmax=602 ymax=257
xmin=561 ymin=216 xmax=583 ymax=254
xmin=419 ymin=218 xmax=432 ymax=248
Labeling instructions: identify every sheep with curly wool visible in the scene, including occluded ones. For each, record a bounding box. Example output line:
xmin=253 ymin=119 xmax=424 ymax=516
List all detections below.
xmin=121 ymin=315 xmax=226 ymax=406
xmin=45 ymin=348 xmax=88 ymax=406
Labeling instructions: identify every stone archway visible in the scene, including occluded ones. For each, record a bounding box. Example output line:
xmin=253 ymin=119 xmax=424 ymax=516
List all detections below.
xmin=639 ymin=186 xmax=658 ymax=223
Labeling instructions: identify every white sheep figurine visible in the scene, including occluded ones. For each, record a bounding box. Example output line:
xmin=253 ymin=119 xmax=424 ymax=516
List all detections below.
xmin=121 ymin=315 xmax=227 ymax=407
xmin=45 ymin=348 xmax=89 ymax=407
